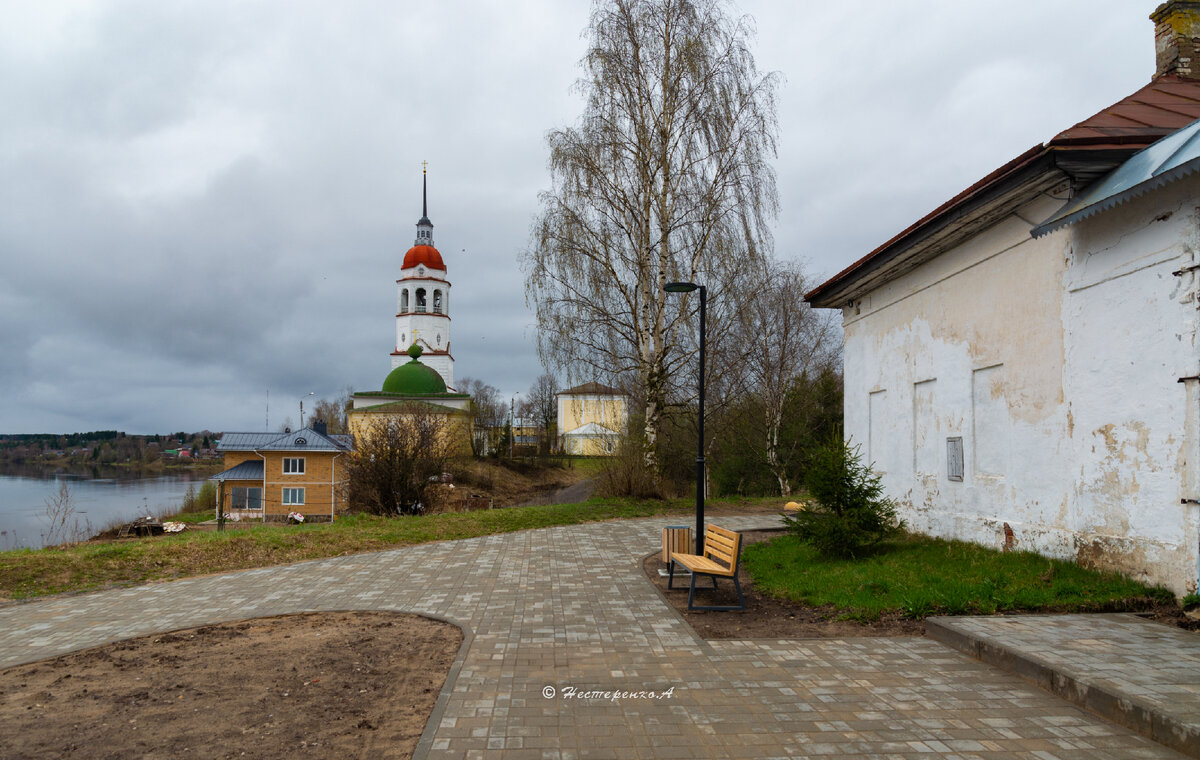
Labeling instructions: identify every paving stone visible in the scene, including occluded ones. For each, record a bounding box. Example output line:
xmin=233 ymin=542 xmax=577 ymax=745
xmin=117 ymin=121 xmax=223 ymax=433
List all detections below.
xmin=0 ymin=517 xmax=1188 ymax=758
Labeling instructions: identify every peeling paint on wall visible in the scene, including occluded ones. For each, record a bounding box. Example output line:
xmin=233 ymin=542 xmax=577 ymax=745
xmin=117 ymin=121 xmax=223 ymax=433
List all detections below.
xmin=843 ymin=176 xmax=1200 ymax=594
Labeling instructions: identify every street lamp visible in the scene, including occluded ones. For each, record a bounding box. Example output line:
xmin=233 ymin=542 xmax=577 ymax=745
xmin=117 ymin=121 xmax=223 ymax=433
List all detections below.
xmin=663 ymin=281 xmax=706 ymax=555
xmin=300 ymin=391 xmax=315 ymax=429
xmin=510 ymin=391 xmax=520 ymax=458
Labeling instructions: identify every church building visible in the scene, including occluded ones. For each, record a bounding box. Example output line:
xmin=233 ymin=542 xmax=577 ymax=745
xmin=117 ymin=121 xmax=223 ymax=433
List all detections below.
xmin=348 ymin=170 xmax=472 ymax=454
xmin=392 ymin=169 xmax=454 ymax=389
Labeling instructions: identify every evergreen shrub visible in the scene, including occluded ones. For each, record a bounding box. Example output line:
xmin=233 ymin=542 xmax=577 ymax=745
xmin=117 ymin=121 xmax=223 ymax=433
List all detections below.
xmin=784 ymin=433 xmax=903 ymax=558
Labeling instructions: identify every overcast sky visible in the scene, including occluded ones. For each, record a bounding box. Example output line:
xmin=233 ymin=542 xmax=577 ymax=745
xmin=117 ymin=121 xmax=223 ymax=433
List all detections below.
xmin=0 ymin=0 xmax=1159 ymax=434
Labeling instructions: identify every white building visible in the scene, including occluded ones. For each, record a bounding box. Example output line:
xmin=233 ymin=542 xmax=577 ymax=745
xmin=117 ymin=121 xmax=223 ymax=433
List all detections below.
xmin=806 ymin=2 xmax=1200 ymax=594
xmin=392 ymin=170 xmax=454 ymax=389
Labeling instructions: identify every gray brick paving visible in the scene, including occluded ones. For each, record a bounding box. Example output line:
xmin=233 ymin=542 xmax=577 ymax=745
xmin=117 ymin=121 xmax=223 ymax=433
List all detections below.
xmin=929 ymin=614 xmax=1200 ymax=758
xmin=0 ymin=517 xmax=1188 ymax=758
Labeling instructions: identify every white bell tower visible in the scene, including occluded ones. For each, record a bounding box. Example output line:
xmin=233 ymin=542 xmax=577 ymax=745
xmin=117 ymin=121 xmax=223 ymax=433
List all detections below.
xmin=392 ymin=167 xmax=454 ymax=388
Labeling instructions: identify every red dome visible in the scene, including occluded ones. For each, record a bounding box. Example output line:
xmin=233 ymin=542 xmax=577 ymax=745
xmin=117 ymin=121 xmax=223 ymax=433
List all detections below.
xmin=402 ymin=244 xmax=446 ymax=271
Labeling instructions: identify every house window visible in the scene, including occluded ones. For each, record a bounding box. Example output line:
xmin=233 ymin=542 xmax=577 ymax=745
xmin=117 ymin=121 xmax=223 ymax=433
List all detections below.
xmin=283 ymin=457 xmax=305 ymax=475
xmin=283 ymin=487 xmax=305 ymax=506
xmin=231 ymin=487 xmax=263 ymax=510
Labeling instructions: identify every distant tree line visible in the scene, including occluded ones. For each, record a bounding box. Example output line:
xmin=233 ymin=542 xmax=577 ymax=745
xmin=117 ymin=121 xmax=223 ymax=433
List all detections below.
xmin=0 ymin=430 xmax=220 ymax=468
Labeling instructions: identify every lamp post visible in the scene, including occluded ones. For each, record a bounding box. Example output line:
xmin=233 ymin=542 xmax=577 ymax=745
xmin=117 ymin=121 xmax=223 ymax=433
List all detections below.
xmin=663 ymin=281 xmax=706 ymax=555
xmin=510 ymin=392 xmax=520 ymax=458
xmin=300 ymin=391 xmax=314 ymax=429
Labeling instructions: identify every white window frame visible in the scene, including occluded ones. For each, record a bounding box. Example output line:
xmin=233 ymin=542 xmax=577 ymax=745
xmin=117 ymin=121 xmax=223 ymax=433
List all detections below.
xmin=282 ymin=487 xmax=305 ymax=506
xmin=231 ymin=486 xmax=263 ymax=510
xmin=283 ymin=457 xmax=305 ymax=475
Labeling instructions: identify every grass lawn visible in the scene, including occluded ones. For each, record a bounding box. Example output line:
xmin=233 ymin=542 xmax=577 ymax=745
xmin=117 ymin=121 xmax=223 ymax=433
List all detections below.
xmin=743 ymin=532 xmax=1177 ymax=620
xmin=0 ymin=496 xmax=776 ymax=601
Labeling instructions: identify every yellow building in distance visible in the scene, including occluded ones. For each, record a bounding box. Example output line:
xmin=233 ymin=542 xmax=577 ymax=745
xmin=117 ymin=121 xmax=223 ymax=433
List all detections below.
xmin=556 ymin=382 xmax=628 ymax=455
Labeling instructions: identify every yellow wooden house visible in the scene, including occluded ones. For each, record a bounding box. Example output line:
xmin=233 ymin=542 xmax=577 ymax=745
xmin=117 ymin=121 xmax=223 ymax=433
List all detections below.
xmin=211 ymin=422 xmax=353 ymax=521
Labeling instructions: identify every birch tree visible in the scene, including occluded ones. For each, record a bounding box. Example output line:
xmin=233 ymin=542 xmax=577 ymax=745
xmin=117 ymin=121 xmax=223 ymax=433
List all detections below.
xmin=736 ymin=258 xmax=838 ymax=496
xmin=524 ymin=0 xmax=779 ymax=469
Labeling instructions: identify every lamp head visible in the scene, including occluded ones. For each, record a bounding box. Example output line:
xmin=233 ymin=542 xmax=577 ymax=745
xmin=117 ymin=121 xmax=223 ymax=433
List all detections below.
xmin=663 ymin=281 xmax=699 ymax=293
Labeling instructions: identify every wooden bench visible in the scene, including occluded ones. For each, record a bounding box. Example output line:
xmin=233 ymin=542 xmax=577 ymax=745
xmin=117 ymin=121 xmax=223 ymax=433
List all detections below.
xmin=667 ymin=524 xmax=745 ymax=611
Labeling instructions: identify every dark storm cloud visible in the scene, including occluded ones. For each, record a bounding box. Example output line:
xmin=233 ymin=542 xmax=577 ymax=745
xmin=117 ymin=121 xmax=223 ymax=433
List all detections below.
xmin=0 ymin=0 xmax=1156 ymax=432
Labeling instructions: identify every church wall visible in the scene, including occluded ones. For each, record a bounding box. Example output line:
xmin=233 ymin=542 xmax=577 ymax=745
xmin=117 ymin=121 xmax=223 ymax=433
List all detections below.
xmin=841 ymin=177 xmax=1200 ymax=594
xmin=348 ymin=409 xmax=472 ymax=458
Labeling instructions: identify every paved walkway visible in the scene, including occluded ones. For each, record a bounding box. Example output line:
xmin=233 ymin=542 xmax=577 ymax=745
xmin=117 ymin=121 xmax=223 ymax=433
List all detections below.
xmin=929 ymin=614 xmax=1200 ymax=758
xmin=0 ymin=517 xmax=1191 ymax=759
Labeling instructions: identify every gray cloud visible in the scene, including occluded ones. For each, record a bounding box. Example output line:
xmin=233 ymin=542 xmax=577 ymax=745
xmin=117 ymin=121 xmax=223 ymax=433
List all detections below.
xmin=0 ymin=0 xmax=1157 ymax=432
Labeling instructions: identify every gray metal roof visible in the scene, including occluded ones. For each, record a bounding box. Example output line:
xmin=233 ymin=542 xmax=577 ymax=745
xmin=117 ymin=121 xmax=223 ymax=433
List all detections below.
xmin=1033 ymin=117 xmax=1200 ymax=238
xmin=217 ymin=426 xmax=353 ymax=453
xmin=209 ymin=460 xmax=264 ymax=480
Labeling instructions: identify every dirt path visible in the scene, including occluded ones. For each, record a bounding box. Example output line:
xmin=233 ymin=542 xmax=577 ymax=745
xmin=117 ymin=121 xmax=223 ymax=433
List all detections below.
xmin=0 ymin=611 xmax=461 ymax=760
xmin=511 ymin=477 xmax=596 ymax=507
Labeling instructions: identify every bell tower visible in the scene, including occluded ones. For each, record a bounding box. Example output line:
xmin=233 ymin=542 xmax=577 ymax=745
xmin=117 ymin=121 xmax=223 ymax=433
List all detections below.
xmin=392 ymin=166 xmax=454 ymax=389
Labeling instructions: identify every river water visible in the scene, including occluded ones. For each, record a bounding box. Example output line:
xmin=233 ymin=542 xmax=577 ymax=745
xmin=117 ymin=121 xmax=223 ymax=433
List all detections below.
xmin=0 ymin=469 xmax=212 ymax=550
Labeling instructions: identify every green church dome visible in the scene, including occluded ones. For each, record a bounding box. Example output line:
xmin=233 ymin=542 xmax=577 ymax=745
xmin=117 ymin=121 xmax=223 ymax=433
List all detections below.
xmin=381 ymin=344 xmax=447 ymax=395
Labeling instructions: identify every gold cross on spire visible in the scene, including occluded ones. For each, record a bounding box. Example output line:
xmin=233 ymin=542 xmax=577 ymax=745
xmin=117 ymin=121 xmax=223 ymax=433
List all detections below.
xmin=422 ymin=160 xmax=428 ymax=174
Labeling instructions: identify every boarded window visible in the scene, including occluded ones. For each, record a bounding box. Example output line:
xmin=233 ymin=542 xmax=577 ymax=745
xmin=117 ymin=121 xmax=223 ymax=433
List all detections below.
xmin=946 ymin=437 xmax=964 ymax=481
xmin=913 ymin=380 xmax=937 ymax=476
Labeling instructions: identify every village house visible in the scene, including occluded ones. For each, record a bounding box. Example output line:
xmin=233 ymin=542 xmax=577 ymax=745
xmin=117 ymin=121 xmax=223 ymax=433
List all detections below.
xmin=556 ymin=382 xmax=628 ymax=455
xmin=806 ymin=1 xmax=1200 ymax=594
xmin=211 ymin=422 xmax=353 ymax=521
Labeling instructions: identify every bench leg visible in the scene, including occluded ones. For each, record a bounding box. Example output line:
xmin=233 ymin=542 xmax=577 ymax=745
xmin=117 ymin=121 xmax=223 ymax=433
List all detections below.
xmin=685 ymin=572 xmax=748 ymax=612
xmin=732 ymin=573 xmax=746 ymax=610
xmin=668 ymin=560 xmax=677 ymax=589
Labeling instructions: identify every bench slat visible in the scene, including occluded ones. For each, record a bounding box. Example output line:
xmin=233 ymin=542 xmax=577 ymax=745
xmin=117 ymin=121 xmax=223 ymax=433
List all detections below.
xmin=670 ymin=552 xmax=736 ymax=577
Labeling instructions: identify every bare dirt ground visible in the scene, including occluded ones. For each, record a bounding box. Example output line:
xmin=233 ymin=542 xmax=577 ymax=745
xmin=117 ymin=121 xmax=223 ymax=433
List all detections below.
xmin=645 ymin=529 xmax=1198 ymax=639
xmin=0 ymin=611 xmax=461 ymax=760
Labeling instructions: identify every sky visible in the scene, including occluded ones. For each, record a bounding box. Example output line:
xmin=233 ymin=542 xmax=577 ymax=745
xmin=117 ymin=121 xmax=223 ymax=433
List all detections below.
xmin=0 ymin=0 xmax=1161 ymax=434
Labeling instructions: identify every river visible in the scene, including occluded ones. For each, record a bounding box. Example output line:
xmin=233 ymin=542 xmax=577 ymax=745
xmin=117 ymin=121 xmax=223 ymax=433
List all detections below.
xmin=0 ymin=468 xmax=213 ymax=550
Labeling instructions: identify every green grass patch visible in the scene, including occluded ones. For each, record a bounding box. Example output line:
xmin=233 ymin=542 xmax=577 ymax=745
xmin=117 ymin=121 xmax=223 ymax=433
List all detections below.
xmin=0 ymin=496 xmax=767 ymax=601
xmin=743 ymin=532 xmax=1176 ymax=620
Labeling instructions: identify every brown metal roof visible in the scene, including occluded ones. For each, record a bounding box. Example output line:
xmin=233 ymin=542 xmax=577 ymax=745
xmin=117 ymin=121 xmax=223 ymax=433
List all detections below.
xmin=558 ymin=382 xmax=624 ymax=396
xmin=806 ymin=75 xmax=1200 ymax=308
xmin=1050 ymin=75 xmax=1200 ymax=147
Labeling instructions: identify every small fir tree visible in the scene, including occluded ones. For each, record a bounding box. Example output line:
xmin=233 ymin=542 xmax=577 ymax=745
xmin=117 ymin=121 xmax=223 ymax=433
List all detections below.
xmin=784 ymin=433 xmax=902 ymax=559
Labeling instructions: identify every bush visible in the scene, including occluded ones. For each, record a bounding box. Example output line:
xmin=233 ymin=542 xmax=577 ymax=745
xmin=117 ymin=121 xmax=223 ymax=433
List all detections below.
xmin=598 ymin=434 xmax=671 ymax=499
xmin=784 ymin=433 xmax=902 ymax=559
xmin=346 ymin=411 xmax=452 ymax=516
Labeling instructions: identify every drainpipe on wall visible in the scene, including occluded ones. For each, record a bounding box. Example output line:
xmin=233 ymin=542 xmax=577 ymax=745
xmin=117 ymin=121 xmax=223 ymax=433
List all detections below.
xmin=257 ymin=450 xmax=268 ymax=522
xmin=331 ymin=451 xmax=342 ymax=521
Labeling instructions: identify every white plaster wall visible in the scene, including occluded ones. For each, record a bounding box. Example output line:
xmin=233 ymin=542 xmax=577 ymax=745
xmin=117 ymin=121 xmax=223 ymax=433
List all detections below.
xmin=393 ymin=271 xmax=453 ymax=387
xmin=1062 ymin=176 xmax=1200 ymax=592
xmin=842 ymin=179 xmax=1200 ymax=594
